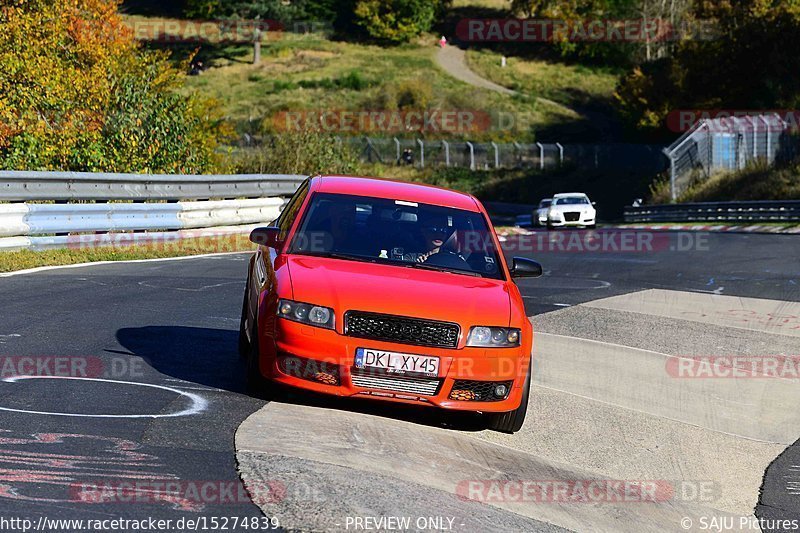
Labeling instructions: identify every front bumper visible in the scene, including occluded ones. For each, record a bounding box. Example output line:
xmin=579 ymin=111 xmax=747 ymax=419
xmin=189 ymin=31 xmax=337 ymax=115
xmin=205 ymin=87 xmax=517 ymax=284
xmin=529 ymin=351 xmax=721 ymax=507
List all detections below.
xmin=548 ymin=214 xmax=595 ymax=227
xmin=260 ymin=319 xmax=529 ymax=413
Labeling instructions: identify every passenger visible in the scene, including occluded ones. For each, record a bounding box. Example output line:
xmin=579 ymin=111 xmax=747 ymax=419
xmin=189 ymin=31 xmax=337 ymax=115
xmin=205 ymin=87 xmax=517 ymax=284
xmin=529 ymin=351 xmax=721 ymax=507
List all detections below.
xmin=324 ymin=203 xmax=373 ymax=256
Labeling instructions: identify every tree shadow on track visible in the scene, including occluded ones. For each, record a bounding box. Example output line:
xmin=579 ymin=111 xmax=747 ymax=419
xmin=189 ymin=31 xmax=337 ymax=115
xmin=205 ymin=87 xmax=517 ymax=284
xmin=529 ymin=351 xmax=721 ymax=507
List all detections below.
xmin=115 ymin=325 xmax=490 ymax=433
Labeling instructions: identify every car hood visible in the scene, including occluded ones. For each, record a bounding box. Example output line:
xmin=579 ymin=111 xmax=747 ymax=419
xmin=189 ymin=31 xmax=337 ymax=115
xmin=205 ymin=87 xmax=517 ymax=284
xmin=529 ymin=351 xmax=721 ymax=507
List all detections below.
xmin=286 ymin=255 xmax=512 ymax=331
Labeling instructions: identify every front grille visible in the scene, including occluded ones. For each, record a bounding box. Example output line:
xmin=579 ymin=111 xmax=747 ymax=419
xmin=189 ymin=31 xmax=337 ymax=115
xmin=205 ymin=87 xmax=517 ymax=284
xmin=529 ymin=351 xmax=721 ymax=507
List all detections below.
xmin=345 ymin=311 xmax=460 ymax=349
xmin=563 ymin=212 xmax=581 ymax=222
xmin=449 ymin=380 xmax=512 ymax=402
xmin=351 ymin=372 xmax=441 ymax=396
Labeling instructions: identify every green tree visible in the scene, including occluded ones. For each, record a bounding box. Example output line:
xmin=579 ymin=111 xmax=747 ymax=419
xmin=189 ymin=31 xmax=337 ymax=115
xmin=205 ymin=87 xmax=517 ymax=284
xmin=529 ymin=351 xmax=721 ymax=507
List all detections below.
xmin=615 ymin=0 xmax=800 ymax=137
xmin=353 ymin=0 xmax=447 ymax=43
xmin=185 ymin=0 xmax=338 ymax=24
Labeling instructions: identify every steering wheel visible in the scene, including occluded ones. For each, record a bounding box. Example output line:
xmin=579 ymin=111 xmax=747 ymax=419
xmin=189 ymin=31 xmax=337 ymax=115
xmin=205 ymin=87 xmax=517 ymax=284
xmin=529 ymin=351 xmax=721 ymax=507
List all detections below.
xmin=424 ymin=250 xmax=470 ymax=269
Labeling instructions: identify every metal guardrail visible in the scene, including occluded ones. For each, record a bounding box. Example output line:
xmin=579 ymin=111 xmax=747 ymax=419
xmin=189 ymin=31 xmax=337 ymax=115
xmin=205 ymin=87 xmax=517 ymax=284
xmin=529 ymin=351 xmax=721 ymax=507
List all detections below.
xmin=0 ymin=171 xmax=306 ymax=201
xmin=0 ymin=198 xmax=286 ymax=251
xmin=0 ymin=171 xmax=305 ymax=251
xmin=0 ymin=198 xmax=285 ymax=237
xmin=624 ymin=200 xmax=800 ymax=223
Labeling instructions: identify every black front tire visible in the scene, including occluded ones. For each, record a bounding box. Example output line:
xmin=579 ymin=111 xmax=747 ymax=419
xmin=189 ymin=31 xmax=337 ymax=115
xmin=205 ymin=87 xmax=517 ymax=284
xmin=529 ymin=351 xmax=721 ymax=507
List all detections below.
xmin=238 ymin=285 xmax=250 ymax=359
xmin=245 ymin=331 xmax=274 ymax=400
xmin=488 ymin=361 xmax=531 ymax=434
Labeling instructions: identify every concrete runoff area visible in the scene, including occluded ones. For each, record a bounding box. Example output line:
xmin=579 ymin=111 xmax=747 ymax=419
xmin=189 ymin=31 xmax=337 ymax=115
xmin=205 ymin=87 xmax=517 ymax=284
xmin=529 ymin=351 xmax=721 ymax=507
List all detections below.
xmin=237 ymin=288 xmax=800 ymax=531
xmin=582 ymin=289 xmax=800 ymax=338
xmin=529 ymin=332 xmax=800 ymax=443
xmin=236 ymin=403 xmax=734 ymax=532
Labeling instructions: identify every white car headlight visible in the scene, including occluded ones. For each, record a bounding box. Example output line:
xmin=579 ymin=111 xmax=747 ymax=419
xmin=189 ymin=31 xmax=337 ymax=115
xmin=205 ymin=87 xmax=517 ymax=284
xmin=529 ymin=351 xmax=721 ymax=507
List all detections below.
xmin=277 ymin=299 xmax=335 ymax=329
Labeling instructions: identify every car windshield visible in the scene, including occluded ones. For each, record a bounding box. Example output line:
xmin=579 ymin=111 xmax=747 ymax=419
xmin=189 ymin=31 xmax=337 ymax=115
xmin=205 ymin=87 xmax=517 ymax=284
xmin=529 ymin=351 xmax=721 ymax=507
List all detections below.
xmin=539 ymin=199 xmax=552 ymax=207
xmin=289 ymin=193 xmax=504 ymax=279
xmin=554 ymin=196 xmax=590 ymax=205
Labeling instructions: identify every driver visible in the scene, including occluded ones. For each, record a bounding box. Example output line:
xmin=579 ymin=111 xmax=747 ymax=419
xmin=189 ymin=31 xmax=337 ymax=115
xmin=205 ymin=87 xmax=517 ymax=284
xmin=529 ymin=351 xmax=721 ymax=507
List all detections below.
xmin=417 ymin=213 xmax=456 ymax=263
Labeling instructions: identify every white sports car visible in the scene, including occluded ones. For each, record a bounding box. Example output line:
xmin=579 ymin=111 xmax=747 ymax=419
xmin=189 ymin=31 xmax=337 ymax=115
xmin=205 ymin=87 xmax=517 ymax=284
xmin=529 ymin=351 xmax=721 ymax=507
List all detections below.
xmin=546 ymin=193 xmax=596 ymax=229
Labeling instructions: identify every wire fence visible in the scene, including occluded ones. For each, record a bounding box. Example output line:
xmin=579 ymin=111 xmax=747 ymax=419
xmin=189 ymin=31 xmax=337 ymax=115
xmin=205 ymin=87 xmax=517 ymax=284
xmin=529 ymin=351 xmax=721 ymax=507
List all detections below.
xmin=664 ymin=113 xmax=798 ymax=200
xmin=339 ymin=137 xmax=667 ymax=174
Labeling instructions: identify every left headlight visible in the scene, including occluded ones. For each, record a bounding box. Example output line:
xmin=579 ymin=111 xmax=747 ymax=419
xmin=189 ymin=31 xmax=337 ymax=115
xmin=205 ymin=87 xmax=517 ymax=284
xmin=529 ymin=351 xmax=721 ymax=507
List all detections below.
xmin=466 ymin=326 xmax=521 ymax=347
xmin=277 ymin=299 xmax=335 ymax=330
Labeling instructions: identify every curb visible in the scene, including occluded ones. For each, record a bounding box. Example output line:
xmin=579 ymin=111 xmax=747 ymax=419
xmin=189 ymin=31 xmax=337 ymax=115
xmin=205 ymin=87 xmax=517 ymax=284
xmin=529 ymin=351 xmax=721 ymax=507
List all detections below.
xmin=498 ymin=225 xmax=800 ymax=237
xmin=609 ymin=224 xmax=800 ymax=235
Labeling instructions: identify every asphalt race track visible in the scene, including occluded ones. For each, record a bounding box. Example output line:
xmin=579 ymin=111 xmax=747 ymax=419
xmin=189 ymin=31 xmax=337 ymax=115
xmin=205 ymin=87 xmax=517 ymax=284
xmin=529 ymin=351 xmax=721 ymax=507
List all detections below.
xmin=0 ymin=230 xmax=798 ymax=532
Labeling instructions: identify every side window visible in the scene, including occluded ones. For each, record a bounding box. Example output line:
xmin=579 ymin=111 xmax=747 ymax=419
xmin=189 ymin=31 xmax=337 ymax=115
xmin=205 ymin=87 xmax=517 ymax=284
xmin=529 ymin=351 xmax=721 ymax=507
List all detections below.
xmin=277 ymin=180 xmax=309 ymax=239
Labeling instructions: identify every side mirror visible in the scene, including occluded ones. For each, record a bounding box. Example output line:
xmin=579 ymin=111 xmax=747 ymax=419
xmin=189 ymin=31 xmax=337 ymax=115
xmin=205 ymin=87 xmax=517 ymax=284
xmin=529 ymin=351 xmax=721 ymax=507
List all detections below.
xmin=250 ymin=226 xmax=283 ymax=249
xmin=591 ymin=201 xmax=597 ymax=206
xmin=511 ymin=257 xmax=543 ymax=278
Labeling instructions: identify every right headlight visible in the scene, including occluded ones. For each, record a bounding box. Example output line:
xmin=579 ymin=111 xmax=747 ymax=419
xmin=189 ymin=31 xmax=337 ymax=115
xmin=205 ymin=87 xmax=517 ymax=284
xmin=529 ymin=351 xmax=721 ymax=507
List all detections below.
xmin=277 ymin=299 xmax=335 ymax=330
xmin=466 ymin=326 xmax=521 ymax=347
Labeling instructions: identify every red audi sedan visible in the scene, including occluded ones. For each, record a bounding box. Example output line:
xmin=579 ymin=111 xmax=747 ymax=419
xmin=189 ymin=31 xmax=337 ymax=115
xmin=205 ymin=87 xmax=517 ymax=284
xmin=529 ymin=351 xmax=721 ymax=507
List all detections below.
xmin=238 ymin=175 xmax=542 ymax=433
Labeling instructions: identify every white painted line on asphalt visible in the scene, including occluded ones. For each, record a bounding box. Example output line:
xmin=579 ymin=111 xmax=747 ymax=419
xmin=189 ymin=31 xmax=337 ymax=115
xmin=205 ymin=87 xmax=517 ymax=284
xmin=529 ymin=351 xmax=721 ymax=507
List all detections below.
xmin=0 ymin=251 xmax=251 ymax=278
xmin=0 ymin=376 xmax=208 ymax=418
xmin=137 ymin=280 xmax=242 ymax=292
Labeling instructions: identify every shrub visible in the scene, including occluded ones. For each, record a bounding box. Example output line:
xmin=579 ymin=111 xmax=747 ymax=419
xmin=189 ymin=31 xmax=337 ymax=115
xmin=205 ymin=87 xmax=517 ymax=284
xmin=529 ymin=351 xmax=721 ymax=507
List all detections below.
xmin=185 ymin=0 xmax=338 ymax=25
xmin=233 ymin=131 xmax=362 ymax=176
xmin=353 ymin=0 xmax=446 ymax=44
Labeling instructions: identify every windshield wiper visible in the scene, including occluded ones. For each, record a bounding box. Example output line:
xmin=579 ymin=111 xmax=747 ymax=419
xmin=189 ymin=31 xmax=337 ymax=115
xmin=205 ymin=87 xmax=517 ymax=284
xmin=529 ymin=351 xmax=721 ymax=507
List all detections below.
xmin=300 ymin=251 xmax=377 ymax=264
xmin=403 ymin=262 xmax=482 ymax=277
xmin=301 ymin=251 xmax=483 ymax=277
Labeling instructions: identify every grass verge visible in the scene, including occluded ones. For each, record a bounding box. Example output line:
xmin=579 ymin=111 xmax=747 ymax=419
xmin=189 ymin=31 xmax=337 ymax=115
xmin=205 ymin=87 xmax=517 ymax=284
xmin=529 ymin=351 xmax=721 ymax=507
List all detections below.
xmin=0 ymin=235 xmax=255 ymax=273
xmin=649 ymin=161 xmax=800 ymax=203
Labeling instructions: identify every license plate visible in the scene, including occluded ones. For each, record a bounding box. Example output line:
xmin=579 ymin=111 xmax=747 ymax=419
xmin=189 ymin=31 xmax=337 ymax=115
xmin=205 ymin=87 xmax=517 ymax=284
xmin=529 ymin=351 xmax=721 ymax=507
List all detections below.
xmin=355 ymin=348 xmax=439 ymax=377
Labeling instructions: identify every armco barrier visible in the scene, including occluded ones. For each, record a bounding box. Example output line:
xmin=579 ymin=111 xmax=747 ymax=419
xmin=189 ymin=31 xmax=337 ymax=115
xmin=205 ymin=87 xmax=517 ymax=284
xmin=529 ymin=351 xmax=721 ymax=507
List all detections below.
xmin=0 ymin=171 xmax=306 ymax=201
xmin=0 ymin=198 xmax=285 ymax=237
xmin=0 ymin=171 xmax=305 ymax=252
xmin=624 ymin=201 xmax=800 ymax=223
xmin=4 ymin=226 xmax=264 ymax=252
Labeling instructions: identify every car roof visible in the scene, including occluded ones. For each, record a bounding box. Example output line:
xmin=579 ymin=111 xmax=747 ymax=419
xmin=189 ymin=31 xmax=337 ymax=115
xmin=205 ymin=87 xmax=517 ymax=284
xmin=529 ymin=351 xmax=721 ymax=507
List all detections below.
xmin=553 ymin=192 xmax=589 ymax=198
xmin=311 ymin=175 xmax=481 ymax=212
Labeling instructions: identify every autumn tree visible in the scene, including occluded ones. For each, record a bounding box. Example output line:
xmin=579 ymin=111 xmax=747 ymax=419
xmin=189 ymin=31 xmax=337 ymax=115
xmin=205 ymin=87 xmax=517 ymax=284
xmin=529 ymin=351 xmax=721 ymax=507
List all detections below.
xmin=0 ymin=0 xmax=226 ymax=172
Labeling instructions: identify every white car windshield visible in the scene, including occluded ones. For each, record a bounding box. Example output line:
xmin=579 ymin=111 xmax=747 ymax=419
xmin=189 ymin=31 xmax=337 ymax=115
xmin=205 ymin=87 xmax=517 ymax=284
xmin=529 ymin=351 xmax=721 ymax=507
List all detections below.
xmin=554 ymin=197 xmax=590 ymax=205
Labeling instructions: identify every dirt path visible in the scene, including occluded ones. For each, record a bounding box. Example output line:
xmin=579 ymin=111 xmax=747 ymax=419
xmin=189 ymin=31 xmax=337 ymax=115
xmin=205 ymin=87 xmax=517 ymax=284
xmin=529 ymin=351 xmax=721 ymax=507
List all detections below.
xmin=435 ymin=44 xmax=517 ymax=96
xmin=435 ymin=44 xmax=615 ymax=136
